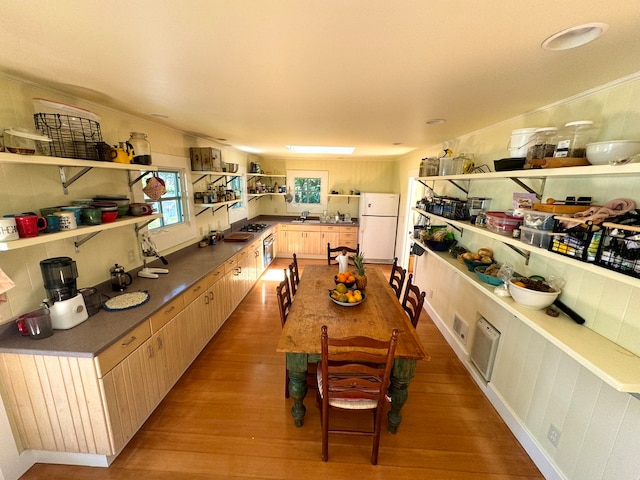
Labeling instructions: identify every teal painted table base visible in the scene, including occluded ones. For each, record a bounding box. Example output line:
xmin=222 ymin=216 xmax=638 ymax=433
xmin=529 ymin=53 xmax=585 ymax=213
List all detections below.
xmin=286 ymin=353 xmax=417 ymax=432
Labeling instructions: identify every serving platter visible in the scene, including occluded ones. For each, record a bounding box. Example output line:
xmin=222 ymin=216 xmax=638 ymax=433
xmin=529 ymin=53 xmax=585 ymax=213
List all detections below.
xmin=328 ymin=290 xmax=366 ymax=307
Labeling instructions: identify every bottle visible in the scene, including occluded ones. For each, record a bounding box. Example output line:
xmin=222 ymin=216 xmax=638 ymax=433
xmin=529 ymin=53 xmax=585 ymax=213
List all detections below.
xmin=128 ymin=132 xmax=152 ymax=165
xmin=553 ymin=121 xmax=597 ymax=158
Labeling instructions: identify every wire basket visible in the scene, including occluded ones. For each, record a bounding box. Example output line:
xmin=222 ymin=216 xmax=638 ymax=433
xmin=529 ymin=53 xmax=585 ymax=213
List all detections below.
xmin=596 ymin=222 xmax=640 ymax=278
xmin=34 ymin=113 xmax=103 ymax=160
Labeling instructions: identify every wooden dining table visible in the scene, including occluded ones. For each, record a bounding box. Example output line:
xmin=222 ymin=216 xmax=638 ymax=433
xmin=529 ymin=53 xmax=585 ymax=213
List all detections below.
xmin=276 ymin=264 xmax=429 ymax=433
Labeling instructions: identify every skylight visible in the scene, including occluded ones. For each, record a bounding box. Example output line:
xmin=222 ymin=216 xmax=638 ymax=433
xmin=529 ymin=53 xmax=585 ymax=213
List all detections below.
xmin=286 ymin=145 xmax=355 ymax=154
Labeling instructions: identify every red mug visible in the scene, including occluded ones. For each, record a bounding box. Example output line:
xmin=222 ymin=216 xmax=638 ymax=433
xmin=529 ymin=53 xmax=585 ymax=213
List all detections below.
xmin=15 ymin=214 xmax=47 ymax=238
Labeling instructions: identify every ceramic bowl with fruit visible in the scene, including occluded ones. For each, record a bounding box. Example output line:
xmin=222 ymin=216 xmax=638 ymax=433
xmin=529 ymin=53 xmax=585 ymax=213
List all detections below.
xmin=334 ymin=272 xmax=356 ymax=288
xmin=508 ymin=277 xmax=560 ymax=310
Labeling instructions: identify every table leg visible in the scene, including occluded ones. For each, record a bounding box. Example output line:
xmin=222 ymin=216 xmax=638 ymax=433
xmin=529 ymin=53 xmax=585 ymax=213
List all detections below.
xmin=286 ymin=353 xmax=308 ymax=427
xmin=387 ymin=358 xmax=417 ymax=434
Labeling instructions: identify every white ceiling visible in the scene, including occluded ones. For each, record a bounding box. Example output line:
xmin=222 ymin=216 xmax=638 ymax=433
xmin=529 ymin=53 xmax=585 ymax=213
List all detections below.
xmin=1 ymin=1 xmax=640 ymax=159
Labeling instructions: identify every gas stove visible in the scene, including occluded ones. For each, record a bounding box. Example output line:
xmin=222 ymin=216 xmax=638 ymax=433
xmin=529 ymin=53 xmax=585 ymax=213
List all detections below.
xmin=239 ymin=223 xmax=268 ymax=232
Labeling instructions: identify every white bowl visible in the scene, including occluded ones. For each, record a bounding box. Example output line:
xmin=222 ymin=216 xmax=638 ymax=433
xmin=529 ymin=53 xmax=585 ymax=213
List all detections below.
xmin=508 ymin=278 xmax=560 ymax=310
xmin=586 ymin=140 xmax=640 ymax=165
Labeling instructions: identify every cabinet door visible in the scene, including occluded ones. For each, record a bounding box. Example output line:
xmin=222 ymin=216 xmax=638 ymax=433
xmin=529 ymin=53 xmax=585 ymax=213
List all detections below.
xmin=321 ymin=230 xmax=340 ymax=250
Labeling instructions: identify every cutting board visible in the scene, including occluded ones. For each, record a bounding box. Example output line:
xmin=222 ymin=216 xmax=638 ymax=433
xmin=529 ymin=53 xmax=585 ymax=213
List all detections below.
xmin=224 ymin=232 xmax=254 ymax=242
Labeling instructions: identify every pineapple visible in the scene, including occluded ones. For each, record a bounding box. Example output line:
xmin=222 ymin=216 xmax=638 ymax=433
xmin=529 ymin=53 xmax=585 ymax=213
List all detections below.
xmin=353 ymin=252 xmax=367 ymax=290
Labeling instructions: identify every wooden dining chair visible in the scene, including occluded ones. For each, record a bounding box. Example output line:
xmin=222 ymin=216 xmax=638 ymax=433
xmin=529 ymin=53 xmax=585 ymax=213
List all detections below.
xmin=389 ymin=257 xmax=407 ymax=300
xmin=288 ymin=253 xmax=300 ymax=296
xmin=277 ymin=274 xmax=316 ymax=399
xmin=276 ymin=276 xmax=293 ymax=397
xmin=317 ymin=325 xmax=399 ymax=465
xmin=402 ymin=273 xmax=426 ymax=328
xmin=327 ymin=243 xmax=359 ymax=265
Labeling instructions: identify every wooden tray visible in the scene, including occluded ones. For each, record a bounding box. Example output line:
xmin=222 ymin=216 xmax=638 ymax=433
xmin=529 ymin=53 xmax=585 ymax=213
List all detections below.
xmin=223 ymin=232 xmax=255 ymax=242
xmin=541 ymin=157 xmax=591 ymax=168
xmin=533 ymin=203 xmax=594 ymax=214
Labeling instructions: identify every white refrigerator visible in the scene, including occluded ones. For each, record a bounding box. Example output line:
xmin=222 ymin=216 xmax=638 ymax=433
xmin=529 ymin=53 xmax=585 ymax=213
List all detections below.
xmin=358 ymin=193 xmax=400 ymax=263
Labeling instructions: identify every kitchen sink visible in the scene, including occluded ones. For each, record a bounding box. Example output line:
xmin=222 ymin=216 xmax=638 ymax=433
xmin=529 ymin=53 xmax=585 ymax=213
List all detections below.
xmin=291 ymin=219 xmax=320 ymax=223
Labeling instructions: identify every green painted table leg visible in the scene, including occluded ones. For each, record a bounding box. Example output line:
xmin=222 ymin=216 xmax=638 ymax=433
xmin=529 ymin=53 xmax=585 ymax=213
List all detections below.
xmin=286 ymin=353 xmax=308 ymax=427
xmin=387 ymin=358 xmax=417 ymax=433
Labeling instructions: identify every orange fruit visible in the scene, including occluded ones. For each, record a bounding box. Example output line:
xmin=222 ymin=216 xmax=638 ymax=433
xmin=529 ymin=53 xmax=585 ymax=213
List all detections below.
xmin=337 ymin=273 xmax=347 ymax=283
xmin=346 ymin=275 xmax=355 ymax=283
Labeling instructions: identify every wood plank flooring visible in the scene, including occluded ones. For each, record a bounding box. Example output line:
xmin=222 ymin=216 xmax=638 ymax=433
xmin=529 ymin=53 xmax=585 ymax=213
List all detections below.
xmin=19 ymin=258 xmax=543 ymax=480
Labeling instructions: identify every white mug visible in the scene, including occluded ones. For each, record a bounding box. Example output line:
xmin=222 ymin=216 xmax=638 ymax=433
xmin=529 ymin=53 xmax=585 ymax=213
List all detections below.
xmin=0 ymin=217 xmax=19 ymax=241
xmin=54 ymin=211 xmax=78 ymax=230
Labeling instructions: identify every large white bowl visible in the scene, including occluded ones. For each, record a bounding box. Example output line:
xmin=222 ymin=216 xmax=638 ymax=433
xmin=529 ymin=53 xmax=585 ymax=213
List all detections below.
xmin=508 ymin=278 xmax=560 ymax=310
xmin=586 ymin=140 xmax=640 ymax=165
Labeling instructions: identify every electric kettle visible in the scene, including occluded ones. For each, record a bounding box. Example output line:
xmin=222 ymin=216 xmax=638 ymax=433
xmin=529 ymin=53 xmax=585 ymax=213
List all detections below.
xmin=110 ymin=264 xmax=133 ymax=292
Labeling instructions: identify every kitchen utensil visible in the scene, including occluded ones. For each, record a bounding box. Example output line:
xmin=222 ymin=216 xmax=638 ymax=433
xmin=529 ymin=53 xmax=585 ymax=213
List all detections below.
xmin=103 ymin=291 xmax=150 ymax=311
xmin=16 ymin=307 xmax=53 ymax=339
xmin=223 ymin=232 xmax=254 ymax=242
xmin=110 ymin=264 xmax=133 ymax=292
xmin=586 ymin=140 xmax=640 ymax=165
xmin=0 ymin=217 xmax=19 ymax=241
xmin=111 ymin=143 xmax=134 ymax=163
xmin=129 ymin=203 xmax=152 ymax=216
xmin=79 ymin=287 xmax=105 ymax=316
xmin=53 ymin=211 xmax=77 ymax=230
xmin=81 ymin=207 xmax=102 ymax=225
xmin=40 ymin=256 xmax=79 ymax=302
xmin=14 ymin=214 xmax=47 ymax=238
xmin=508 ymin=278 xmax=560 ymax=310
xmin=128 ymin=132 xmax=152 ymax=165
xmin=3 ymin=128 xmax=51 ymax=155
xmin=552 ymin=299 xmax=585 ymax=324
xmin=47 ymin=293 xmax=88 ymax=329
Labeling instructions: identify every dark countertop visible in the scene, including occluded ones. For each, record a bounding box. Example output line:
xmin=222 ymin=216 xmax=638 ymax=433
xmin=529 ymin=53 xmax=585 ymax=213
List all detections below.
xmin=0 ymin=226 xmax=276 ymax=358
xmin=0 ymin=217 xmax=359 ymax=358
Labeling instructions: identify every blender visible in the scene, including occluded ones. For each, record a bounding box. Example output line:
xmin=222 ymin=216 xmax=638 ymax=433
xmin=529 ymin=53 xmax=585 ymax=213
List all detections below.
xmin=40 ymin=257 xmax=88 ymax=329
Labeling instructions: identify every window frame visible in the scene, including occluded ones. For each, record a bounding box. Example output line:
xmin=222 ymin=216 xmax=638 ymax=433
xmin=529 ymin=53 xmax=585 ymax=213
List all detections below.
xmin=285 ymin=169 xmax=328 ymax=215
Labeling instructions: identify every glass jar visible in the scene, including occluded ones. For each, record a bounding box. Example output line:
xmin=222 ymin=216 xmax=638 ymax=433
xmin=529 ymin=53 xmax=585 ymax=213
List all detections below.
xmin=553 ymin=121 xmax=597 ymax=158
xmin=525 ymin=127 xmax=558 ymax=168
xmin=128 ymin=132 xmax=152 ymax=165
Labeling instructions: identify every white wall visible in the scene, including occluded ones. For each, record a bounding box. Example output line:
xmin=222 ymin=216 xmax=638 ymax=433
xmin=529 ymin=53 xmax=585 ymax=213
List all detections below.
xmin=401 ymin=73 xmax=640 ymax=479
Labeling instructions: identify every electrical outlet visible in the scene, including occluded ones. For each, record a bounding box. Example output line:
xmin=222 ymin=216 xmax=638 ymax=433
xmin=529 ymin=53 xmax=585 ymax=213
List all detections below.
xmin=547 ymin=424 xmax=561 ymax=447
xmin=128 ymin=249 xmax=135 ymax=263
xmin=429 ymin=289 xmax=434 ymax=299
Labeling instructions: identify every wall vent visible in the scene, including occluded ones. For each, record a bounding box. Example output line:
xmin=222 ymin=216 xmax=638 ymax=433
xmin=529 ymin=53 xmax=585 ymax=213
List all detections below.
xmin=470 ymin=317 xmax=500 ymax=382
xmin=453 ymin=314 xmax=469 ymax=344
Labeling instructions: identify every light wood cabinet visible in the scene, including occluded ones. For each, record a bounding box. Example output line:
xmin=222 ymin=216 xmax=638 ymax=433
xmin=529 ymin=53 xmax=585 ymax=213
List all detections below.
xmin=0 ymin=236 xmax=268 ymax=459
xmin=278 ymin=224 xmax=359 ymax=257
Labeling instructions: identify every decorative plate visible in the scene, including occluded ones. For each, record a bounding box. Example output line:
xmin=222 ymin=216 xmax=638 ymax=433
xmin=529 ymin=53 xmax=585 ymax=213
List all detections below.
xmin=103 ymin=291 xmax=150 ymax=311
xmin=328 ymin=290 xmax=366 ymax=307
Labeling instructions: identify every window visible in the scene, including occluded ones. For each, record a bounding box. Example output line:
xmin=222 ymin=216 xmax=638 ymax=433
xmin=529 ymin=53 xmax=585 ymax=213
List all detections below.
xmin=228 ymin=175 xmax=244 ymax=210
xmin=143 ymin=170 xmax=185 ymax=230
xmin=286 ymin=169 xmax=328 ymax=214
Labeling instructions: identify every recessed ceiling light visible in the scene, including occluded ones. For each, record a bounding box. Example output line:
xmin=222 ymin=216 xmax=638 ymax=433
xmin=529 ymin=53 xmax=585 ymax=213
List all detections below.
xmin=149 ymin=113 xmax=169 ymax=118
xmin=237 ymin=145 xmax=261 ymax=153
xmin=542 ymin=22 xmax=608 ymax=51
xmin=426 ymin=119 xmax=446 ymax=125
xmin=286 ymin=145 xmax=355 ymax=154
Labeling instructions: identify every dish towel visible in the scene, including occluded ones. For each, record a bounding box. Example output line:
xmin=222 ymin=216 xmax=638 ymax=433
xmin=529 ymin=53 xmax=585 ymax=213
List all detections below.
xmin=562 ymin=198 xmax=636 ymax=228
xmin=0 ymin=267 xmax=16 ymax=320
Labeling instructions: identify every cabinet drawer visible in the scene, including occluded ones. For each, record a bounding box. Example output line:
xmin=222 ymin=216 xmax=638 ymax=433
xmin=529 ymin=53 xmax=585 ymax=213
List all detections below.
xmin=183 ymin=276 xmax=211 ymax=305
xmin=95 ymin=321 xmax=151 ymax=378
xmin=149 ymin=295 xmax=185 ymax=332
xmin=225 ymin=256 xmax=239 ymax=274
xmin=340 ymin=233 xmax=358 ymax=242
xmin=340 ymin=226 xmax=358 ymax=234
xmin=208 ymin=267 xmax=224 ymax=285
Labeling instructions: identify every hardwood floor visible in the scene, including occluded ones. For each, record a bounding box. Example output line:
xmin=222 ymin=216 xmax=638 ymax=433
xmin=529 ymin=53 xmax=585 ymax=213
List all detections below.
xmin=19 ymin=258 xmax=543 ymax=480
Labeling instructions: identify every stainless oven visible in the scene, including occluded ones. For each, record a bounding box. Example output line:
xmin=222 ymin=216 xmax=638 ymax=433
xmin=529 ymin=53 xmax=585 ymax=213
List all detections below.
xmin=263 ymin=233 xmax=275 ymax=268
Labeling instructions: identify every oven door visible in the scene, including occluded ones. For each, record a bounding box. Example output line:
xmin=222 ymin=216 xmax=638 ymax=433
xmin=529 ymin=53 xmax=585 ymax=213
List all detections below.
xmin=263 ymin=234 xmax=275 ymax=268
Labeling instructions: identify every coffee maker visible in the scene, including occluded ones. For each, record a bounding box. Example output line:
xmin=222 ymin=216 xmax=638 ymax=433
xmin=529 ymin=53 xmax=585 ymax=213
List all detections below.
xmin=40 ymin=257 xmax=88 ymax=330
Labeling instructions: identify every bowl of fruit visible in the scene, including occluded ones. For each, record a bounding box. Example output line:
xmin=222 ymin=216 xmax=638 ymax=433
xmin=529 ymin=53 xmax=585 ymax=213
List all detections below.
xmin=334 ymin=271 xmax=356 ymax=288
xmin=329 ymin=283 xmax=365 ymax=306
xmin=508 ymin=277 xmax=560 ymax=310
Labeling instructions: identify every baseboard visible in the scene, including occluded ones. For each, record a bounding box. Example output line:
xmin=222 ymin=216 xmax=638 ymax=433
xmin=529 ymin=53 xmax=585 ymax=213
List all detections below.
xmin=34 ymin=450 xmax=113 ymax=468
xmin=424 ymin=300 xmax=564 ymax=480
